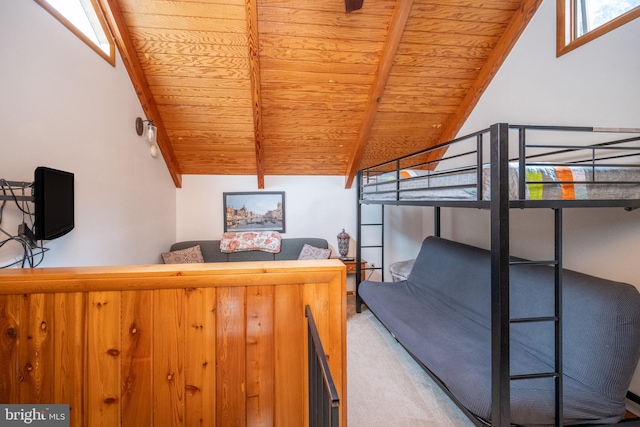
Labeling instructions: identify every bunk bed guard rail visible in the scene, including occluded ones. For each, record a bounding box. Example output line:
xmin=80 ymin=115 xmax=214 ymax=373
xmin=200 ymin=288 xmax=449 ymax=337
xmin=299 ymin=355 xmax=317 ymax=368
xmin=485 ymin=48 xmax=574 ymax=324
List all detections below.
xmin=306 ymin=305 xmax=340 ymax=427
xmin=358 ymin=124 xmax=640 ymax=209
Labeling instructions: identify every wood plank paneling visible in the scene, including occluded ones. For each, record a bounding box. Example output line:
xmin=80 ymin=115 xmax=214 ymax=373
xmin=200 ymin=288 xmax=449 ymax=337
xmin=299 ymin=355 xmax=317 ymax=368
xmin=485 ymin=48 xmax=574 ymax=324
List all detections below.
xmin=87 ymin=292 xmax=121 ymax=426
xmin=153 ymin=289 xmax=185 ymax=426
xmin=121 ymin=290 xmax=153 ymax=427
xmin=54 ymin=292 xmax=86 ymax=425
xmin=0 ymin=295 xmax=20 ymax=403
xmin=0 ymin=261 xmax=347 ymax=426
xmin=19 ymin=293 xmax=55 ymax=404
xmin=274 ymin=285 xmax=304 ymax=426
xmin=185 ymin=287 xmax=217 ymax=426
xmin=246 ymin=286 xmax=275 ymax=427
xmin=217 ymin=286 xmax=246 ymax=427
xmin=108 ymin=0 xmax=533 ymax=180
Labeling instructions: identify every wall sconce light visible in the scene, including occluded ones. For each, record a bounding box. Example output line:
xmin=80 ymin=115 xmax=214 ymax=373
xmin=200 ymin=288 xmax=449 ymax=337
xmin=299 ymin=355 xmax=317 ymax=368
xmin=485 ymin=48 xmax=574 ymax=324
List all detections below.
xmin=135 ymin=117 xmax=159 ymax=158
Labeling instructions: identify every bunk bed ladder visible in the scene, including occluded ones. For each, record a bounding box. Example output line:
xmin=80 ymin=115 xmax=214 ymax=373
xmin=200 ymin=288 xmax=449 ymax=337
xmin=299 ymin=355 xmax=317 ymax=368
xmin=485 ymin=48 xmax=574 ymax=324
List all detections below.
xmin=356 ymin=171 xmax=384 ymax=313
xmin=508 ymin=209 xmax=564 ymax=427
xmin=491 ymin=124 xmax=563 ymax=426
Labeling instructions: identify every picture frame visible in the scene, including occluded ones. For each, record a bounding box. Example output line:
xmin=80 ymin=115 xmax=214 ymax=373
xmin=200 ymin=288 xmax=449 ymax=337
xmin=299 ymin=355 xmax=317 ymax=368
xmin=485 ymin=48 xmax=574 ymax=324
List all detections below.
xmin=223 ymin=191 xmax=285 ymax=233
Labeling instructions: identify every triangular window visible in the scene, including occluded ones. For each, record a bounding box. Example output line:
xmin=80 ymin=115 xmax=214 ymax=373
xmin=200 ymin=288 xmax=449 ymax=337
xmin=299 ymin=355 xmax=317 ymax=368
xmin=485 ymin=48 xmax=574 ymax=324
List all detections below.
xmin=557 ymin=0 xmax=640 ymax=56
xmin=35 ymin=0 xmax=115 ymax=66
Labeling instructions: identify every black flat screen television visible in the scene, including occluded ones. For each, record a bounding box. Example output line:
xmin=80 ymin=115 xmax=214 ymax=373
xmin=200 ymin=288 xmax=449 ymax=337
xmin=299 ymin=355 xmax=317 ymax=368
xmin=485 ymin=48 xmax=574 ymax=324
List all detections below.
xmin=34 ymin=166 xmax=75 ymax=241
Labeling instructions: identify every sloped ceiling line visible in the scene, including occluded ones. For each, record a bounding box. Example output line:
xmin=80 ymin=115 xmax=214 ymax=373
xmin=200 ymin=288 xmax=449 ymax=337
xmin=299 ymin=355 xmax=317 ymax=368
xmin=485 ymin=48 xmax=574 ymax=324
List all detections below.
xmin=436 ymin=0 xmax=544 ymax=146
xmin=245 ymin=0 xmax=265 ymax=189
xmin=99 ymin=0 xmax=183 ymax=188
xmin=344 ymin=0 xmax=414 ymax=189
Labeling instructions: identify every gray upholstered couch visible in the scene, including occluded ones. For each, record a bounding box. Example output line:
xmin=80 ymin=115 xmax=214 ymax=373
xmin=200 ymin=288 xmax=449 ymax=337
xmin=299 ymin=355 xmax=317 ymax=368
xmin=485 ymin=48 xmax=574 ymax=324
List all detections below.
xmin=169 ymin=238 xmax=330 ymax=262
xmin=359 ymin=236 xmax=640 ymax=426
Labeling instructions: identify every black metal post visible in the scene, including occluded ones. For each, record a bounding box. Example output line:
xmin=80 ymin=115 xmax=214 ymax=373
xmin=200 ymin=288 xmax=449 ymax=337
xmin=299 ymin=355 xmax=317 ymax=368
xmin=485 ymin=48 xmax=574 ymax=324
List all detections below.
xmin=554 ymin=208 xmax=564 ymax=426
xmin=356 ymin=171 xmax=363 ymax=313
xmin=518 ymin=127 xmax=526 ymax=200
xmin=490 ymin=123 xmax=511 ymax=426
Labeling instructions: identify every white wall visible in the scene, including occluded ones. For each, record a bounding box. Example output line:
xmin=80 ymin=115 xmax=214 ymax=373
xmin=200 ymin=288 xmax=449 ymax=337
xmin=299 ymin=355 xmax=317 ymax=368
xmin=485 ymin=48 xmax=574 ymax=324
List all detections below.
xmin=381 ymin=205 xmax=426 ymax=278
xmin=0 ymin=1 xmax=176 ymax=267
xmin=446 ymin=1 xmax=640 ymax=396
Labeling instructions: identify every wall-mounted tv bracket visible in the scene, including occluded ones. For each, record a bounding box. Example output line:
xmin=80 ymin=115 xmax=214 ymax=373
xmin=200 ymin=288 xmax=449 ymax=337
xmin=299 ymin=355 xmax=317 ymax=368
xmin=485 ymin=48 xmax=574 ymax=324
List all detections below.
xmin=0 ymin=181 xmax=35 ymax=202
xmin=0 ymin=180 xmax=37 ymax=248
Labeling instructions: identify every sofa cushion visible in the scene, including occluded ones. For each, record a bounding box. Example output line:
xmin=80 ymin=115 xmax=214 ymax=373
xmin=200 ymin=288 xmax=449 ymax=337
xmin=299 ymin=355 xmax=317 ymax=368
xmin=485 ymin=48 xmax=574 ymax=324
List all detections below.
xmin=161 ymin=245 xmax=205 ymax=264
xmin=297 ymin=244 xmax=331 ymax=260
xmin=171 ymin=241 xmax=229 ymax=262
xmin=274 ymin=238 xmax=329 ymax=260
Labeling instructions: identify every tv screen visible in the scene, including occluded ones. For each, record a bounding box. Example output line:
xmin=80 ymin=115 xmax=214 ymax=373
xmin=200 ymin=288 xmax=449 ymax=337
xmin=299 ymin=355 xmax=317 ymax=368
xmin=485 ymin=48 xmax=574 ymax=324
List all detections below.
xmin=34 ymin=167 xmax=74 ymax=241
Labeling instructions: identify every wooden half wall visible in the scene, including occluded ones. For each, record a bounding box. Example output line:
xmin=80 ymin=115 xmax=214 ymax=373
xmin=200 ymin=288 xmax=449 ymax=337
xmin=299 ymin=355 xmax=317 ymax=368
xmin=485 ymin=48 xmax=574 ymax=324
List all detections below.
xmin=0 ymin=260 xmax=347 ymax=426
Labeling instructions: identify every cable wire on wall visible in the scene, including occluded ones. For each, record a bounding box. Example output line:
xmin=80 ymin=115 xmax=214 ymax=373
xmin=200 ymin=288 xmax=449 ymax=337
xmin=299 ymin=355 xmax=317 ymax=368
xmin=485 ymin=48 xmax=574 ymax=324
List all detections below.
xmin=0 ymin=178 xmax=48 ymax=268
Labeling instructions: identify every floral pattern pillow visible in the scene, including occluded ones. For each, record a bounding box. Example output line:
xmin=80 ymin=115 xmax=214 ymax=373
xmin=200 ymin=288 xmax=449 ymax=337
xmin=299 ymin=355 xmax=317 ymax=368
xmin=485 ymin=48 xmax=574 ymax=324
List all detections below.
xmin=297 ymin=244 xmax=331 ymax=260
xmin=162 ymin=245 xmax=205 ymax=264
xmin=220 ymin=231 xmax=282 ymax=253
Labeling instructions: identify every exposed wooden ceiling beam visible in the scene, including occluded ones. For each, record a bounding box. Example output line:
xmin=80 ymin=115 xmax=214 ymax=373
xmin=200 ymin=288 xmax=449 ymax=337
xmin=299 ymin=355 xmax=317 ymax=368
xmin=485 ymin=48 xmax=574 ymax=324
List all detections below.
xmin=245 ymin=0 xmax=265 ymax=189
xmin=98 ymin=0 xmax=183 ymax=188
xmin=436 ymin=0 xmax=543 ymax=145
xmin=344 ymin=0 xmax=414 ymax=189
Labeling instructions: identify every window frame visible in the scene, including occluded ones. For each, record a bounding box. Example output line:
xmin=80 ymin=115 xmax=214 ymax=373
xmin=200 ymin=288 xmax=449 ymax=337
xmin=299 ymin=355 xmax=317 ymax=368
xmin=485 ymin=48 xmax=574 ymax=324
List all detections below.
xmin=556 ymin=0 xmax=640 ymax=57
xmin=34 ymin=0 xmax=116 ymax=66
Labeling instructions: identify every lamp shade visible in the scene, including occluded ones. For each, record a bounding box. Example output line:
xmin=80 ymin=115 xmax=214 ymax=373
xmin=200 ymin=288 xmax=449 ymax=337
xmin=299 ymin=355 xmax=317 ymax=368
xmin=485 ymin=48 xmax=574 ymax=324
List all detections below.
xmin=146 ymin=122 xmax=156 ymax=143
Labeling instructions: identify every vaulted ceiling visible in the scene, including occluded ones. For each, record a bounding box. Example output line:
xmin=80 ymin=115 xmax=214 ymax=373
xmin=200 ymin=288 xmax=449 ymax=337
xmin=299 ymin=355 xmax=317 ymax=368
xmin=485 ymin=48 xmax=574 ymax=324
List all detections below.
xmin=99 ymin=0 xmax=541 ymax=188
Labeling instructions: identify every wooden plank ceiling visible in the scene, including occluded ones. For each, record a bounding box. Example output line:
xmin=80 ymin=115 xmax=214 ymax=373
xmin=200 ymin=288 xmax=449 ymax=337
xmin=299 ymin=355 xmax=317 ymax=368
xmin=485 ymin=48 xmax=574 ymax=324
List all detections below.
xmin=101 ymin=0 xmax=541 ymax=188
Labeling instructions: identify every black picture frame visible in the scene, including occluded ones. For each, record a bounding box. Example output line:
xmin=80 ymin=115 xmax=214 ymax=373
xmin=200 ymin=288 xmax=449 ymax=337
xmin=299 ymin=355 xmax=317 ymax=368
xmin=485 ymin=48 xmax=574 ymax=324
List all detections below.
xmin=223 ymin=191 xmax=285 ymax=233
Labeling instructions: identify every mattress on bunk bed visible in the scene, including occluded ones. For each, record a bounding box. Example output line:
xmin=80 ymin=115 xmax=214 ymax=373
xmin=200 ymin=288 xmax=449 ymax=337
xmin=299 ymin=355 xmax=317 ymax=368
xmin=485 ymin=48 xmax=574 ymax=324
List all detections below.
xmin=358 ymin=236 xmax=640 ymax=426
xmin=361 ymin=164 xmax=640 ymax=201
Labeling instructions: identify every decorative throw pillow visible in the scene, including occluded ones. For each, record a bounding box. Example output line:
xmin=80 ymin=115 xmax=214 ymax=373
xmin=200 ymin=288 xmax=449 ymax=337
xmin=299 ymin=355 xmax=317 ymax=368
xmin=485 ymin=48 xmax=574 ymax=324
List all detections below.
xmin=297 ymin=244 xmax=331 ymax=260
xmin=161 ymin=245 xmax=205 ymax=264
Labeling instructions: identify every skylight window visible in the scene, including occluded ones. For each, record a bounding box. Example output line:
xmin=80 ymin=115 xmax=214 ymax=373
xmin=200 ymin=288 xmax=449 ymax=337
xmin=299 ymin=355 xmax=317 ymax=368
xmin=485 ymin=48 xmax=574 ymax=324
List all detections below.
xmin=35 ymin=0 xmax=115 ymax=66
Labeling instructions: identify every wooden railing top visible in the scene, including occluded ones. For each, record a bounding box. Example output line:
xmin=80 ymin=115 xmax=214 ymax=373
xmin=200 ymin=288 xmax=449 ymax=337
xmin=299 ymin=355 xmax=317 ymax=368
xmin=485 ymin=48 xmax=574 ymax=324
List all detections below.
xmin=0 ymin=259 xmax=346 ymax=294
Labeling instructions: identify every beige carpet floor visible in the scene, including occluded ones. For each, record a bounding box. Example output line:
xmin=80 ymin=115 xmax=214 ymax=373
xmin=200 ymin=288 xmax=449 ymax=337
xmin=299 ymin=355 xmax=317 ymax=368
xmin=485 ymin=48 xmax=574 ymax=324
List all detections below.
xmin=347 ymin=297 xmax=475 ymax=427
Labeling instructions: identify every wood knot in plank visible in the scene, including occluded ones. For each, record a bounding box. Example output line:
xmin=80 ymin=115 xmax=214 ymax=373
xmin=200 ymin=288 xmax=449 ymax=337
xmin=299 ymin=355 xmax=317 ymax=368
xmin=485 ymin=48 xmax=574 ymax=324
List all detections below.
xmin=107 ymin=348 xmax=120 ymax=356
xmin=186 ymin=384 xmax=200 ymax=395
xmin=40 ymin=321 xmax=47 ymax=331
xmin=25 ymin=362 xmax=33 ymax=372
xmin=103 ymin=397 xmax=117 ymax=405
xmin=5 ymin=327 xmax=17 ymax=339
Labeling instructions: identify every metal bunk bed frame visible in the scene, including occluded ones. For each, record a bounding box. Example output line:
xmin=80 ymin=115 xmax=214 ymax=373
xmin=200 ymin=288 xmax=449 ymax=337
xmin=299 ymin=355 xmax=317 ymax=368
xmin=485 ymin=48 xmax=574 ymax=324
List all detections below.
xmin=355 ymin=123 xmax=640 ymax=427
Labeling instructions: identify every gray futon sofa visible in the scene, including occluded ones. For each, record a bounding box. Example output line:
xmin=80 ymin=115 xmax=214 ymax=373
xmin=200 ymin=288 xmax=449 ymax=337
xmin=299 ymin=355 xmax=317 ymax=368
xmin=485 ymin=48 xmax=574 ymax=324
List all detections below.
xmin=168 ymin=238 xmax=330 ymax=262
xmin=359 ymin=236 xmax=640 ymax=426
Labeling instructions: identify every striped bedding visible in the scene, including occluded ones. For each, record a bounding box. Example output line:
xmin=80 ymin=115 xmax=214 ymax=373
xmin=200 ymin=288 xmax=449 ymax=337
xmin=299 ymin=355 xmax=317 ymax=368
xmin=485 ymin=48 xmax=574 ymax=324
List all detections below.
xmin=361 ymin=164 xmax=640 ymax=201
